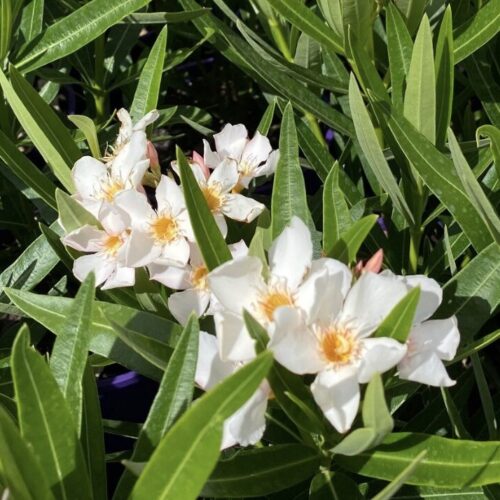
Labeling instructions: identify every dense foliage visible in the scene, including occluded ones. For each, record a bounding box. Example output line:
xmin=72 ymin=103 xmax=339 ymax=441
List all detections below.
xmin=0 ymin=0 xmax=499 ymax=499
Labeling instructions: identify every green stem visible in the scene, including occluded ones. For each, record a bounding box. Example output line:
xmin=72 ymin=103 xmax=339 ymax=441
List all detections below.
xmin=93 ymin=34 xmax=106 ymax=120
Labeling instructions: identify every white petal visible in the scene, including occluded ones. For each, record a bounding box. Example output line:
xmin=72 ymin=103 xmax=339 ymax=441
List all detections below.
xmin=209 ymin=158 xmax=239 ymax=193
xmin=72 ymin=157 xmax=106 ymax=199
xmin=214 ymin=123 xmax=248 ymax=159
xmin=254 ymin=149 xmax=280 ymax=177
xmin=241 ymin=132 xmax=272 ymax=169
xmin=148 ymin=263 xmax=191 ymax=289
xmin=214 ymin=311 xmax=256 ymax=362
xmin=408 ymin=318 xmax=460 ymax=361
xmin=129 ymin=159 xmax=150 ymax=187
xmin=62 ymin=225 xmax=104 ymax=252
xmin=132 ymin=109 xmax=159 ymax=131
xmin=98 ymin=204 xmax=130 ymax=235
xmin=214 ymin=213 xmax=228 ymax=238
xmin=270 ymin=307 xmax=325 ymax=374
xmin=195 ymin=331 xmax=235 ymax=390
xmin=116 ymin=109 xmax=133 ymax=144
xmin=111 ymin=133 xmax=147 ymax=180
xmin=125 ymin=231 xmax=160 ymax=267
xmin=341 ymin=272 xmax=409 ymax=338
xmin=228 ymin=240 xmax=249 ymax=259
xmin=203 ymin=139 xmax=221 ymax=169
xmin=309 ymin=258 xmax=352 ymax=299
xmin=269 ymin=216 xmax=312 ymax=290
xmin=398 ymin=351 xmax=455 ymax=387
xmin=168 ymin=288 xmax=210 ymax=325
xmin=311 ymin=367 xmax=360 ymax=433
xmin=114 ymin=190 xmax=153 ymax=229
xmin=208 ymin=256 xmax=264 ymax=315
xmin=176 ymin=210 xmax=195 ymax=241
xmin=101 ymin=266 xmax=135 ymax=290
xmin=156 ymin=175 xmax=186 ymax=213
xmin=222 ymin=193 xmax=265 ymax=223
xmin=73 ymin=253 xmax=114 ymax=286
xmin=402 ymin=275 xmax=443 ymax=323
xmin=159 ymin=237 xmax=190 ymax=267
xmin=222 ymin=385 xmax=268 ymax=450
xmin=357 ymin=337 xmax=407 ymax=384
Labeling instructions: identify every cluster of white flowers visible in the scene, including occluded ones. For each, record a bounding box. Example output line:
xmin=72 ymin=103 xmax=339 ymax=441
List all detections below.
xmin=61 ymin=110 xmax=460 ymax=449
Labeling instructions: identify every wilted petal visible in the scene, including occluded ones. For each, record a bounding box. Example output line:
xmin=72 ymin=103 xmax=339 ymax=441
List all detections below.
xmin=214 ymin=311 xmax=256 ymax=362
xmin=195 ymin=331 xmax=235 ymax=390
xmin=214 ymin=123 xmax=248 ymax=159
xmin=208 ymin=256 xmax=264 ymax=315
xmin=73 ymin=253 xmax=114 ymax=286
xmin=398 ymin=351 xmax=455 ymax=387
xmin=357 ymin=337 xmax=407 ymax=384
xmin=311 ymin=367 xmax=360 ymax=434
xmin=168 ymin=288 xmax=210 ymax=325
xmin=62 ymin=225 xmax=104 ymax=252
xmin=222 ymin=385 xmax=268 ymax=449
xmin=270 ymin=307 xmax=324 ymax=374
xmin=222 ymin=193 xmax=265 ymax=223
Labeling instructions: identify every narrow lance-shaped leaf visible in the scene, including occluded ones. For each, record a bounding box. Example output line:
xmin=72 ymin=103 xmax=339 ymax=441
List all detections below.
xmin=130 ymin=25 xmax=167 ymax=121
xmin=49 ymin=273 xmax=95 ymax=431
xmin=476 ymin=125 xmax=500 ymax=179
xmin=68 ymin=115 xmax=101 ymax=159
xmin=15 ymin=0 xmax=154 ymax=72
xmin=349 ymin=75 xmax=413 ymax=225
xmin=0 ymin=0 xmax=12 ymax=60
xmin=177 ymin=146 xmax=231 ymax=270
xmin=11 ymin=326 xmax=92 ymax=500
xmin=113 ymin=314 xmax=199 ymax=499
xmin=130 ymin=352 xmax=273 ymax=500
xmin=56 ymin=188 xmax=99 ymax=232
xmin=404 ymin=15 xmax=436 ymax=144
xmin=18 ymin=0 xmax=44 ymax=44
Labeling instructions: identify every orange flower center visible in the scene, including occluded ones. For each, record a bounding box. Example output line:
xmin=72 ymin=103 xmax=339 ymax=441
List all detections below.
xmin=150 ymin=215 xmax=178 ymax=243
xmin=191 ymin=265 xmax=208 ymax=290
xmin=201 ymin=184 xmax=223 ymax=212
xmin=258 ymin=287 xmax=295 ymax=322
xmin=100 ymin=179 xmax=125 ymax=201
xmin=320 ymin=327 xmax=358 ymax=365
xmin=103 ymin=235 xmax=123 ymax=256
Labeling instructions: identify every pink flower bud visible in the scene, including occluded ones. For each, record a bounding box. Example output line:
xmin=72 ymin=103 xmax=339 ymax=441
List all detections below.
xmin=364 ymin=248 xmax=384 ymax=273
xmin=192 ymin=151 xmax=210 ymax=180
xmin=146 ymin=141 xmax=160 ymax=169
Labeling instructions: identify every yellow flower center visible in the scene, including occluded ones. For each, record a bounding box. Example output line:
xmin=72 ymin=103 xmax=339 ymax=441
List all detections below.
xmin=191 ymin=265 xmax=208 ymax=290
xmin=100 ymin=179 xmax=125 ymax=201
xmin=103 ymin=235 xmax=123 ymax=256
xmin=201 ymin=184 xmax=223 ymax=212
xmin=320 ymin=327 xmax=358 ymax=365
xmin=150 ymin=215 xmax=178 ymax=243
xmin=258 ymin=287 xmax=295 ymax=322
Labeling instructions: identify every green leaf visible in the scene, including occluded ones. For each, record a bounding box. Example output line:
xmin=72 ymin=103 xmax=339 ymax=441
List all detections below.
xmin=393 ymin=0 xmax=428 ymax=36
xmin=372 ymin=101 xmax=494 ymax=252
xmin=16 ymin=0 xmax=153 ymax=72
xmin=123 ymin=9 xmax=209 ymax=24
xmin=81 ymin=363 xmax=107 ymax=500
xmin=0 ymin=66 xmax=79 ymax=191
xmin=68 ymin=115 xmax=101 ymax=159
xmin=130 ymin=26 xmax=167 ymax=121
xmin=386 ymin=3 xmax=413 ymax=111
xmin=271 ymin=102 xmax=310 ymax=238
xmin=0 ymin=129 xmax=57 ymax=210
xmin=49 ymin=273 xmax=95 ymax=430
xmin=476 ymin=125 xmax=500 ymax=179
xmin=404 ymin=15 xmax=436 ymax=144
xmin=323 ymin=163 xmax=351 ymax=252
xmin=0 ymin=405 xmax=54 ymax=500
xmin=202 ymin=445 xmax=321 ymax=497
xmin=335 ymin=432 xmax=500 ymax=487
xmin=333 ymin=428 xmax=379 ymax=456
xmin=11 ymin=326 xmax=92 ymax=499
xmin=4 ymin=288 xmax=182 ymax=379
xmin=453 ymin=0 xmax=500 ymax=64
xmin=349 ymin=75 xmax=413 ymax=225
xmin=177 ymin=146 xmax=231 ymax=270
xmin=114 ymin=315 xmax=199 ymax=499
xmin=257 ymin=99 xmax=275 ymax=136
xmin=310 ymin=470 xmax=362 ymax=499
xmin=56 ymin=188 xmax=99 ymax=232
xmin=342 ymin=0 xmax=376 ymax=58
xmin=374 ymin=287 xmax=421 ymax=342
xmin=326 ymin=214 xmax=378 ymax=263
xmin=18 ymin=0 xmax=44 ymax=44
xmin=436 ymin=243 xmax=500 ymax=341
xmin=434 ymin=7 xmax=454 ymax=149
xmin=0 ymin=0 xmax=12 ymax=60
xmin=270 ymin=0 xmax=343 ymax=55
xmin=447 ymin=128 xmax=500 ymax=243
xmin=371 ymin=450 xmax=427 ymax=500
xmin=130 ymin=352 xmax=273 ymax=500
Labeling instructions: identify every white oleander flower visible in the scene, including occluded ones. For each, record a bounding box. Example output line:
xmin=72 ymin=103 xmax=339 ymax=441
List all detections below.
xmin=149 ymin=241 xmax=248 ymax=325
xmin=72 ymin=109 xmax=159 ymax=216
xmin=196 ymin=331 xmax=270 ymax=449
xmin=114 ymin=175 xmax=194 ymax=268
xmin=203 ymin=123 xmax=279 ymax=189
xmin=174 ymin=158 xmax=265 ymax=237
xmin=393 ymin=273 xmax=460 ymax=387
xmin=269 ymin=271 xmax=410 ymax=433
xmin=62 ymin=204 xmax=135 ymax=290
xmin=208 ymin=217 xmax=351 ymax=362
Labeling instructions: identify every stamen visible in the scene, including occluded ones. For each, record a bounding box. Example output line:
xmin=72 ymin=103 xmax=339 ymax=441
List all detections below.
xmin=103 ymin=235 xmax=123 ymax=256
xmin=258 ymin=284 xmax=295 ymax=322
xmin=99 ymin=179 xmax=125 ymax=201
xmin=201 ymin=184 xmax=223 ymax=212
xmin=150 ymin=214 xmax=178 ymax=243
xmin=318 ymin=325 xmax=359 ymax=366
xmin=191 ymin=265 xmax=208 ymax=290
